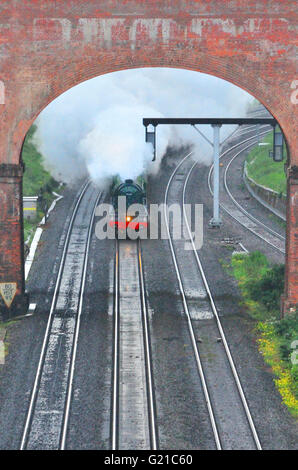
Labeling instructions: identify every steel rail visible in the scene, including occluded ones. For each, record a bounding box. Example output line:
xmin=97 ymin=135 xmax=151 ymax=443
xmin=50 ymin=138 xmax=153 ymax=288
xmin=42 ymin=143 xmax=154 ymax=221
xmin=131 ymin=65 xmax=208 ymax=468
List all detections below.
xmin=164 ymin=152 xmax=222 ymax=450
xmin=111 ymin=239 xmax=158 ymax=450
xmin=183 ymin=159 xmax=262 ymax=450
xmin=20 ymin=179 xmax=91 ymax=450
xmin=137 ymin=240 xmax=158 ymax=450
xmin=60 ymin=191 xmax=102 ymax=449
xmin=111 ymin=239 xmax=120 ymax=450
xmin=233 ymin=124 xmax=270 ymax=137
xmin=223 ymin=144 xmax=285 ymax=242
xmin=207 ymin=134 xmax=285 ymax=254
xmin=207 ymin=129 xmax=271 ymax=192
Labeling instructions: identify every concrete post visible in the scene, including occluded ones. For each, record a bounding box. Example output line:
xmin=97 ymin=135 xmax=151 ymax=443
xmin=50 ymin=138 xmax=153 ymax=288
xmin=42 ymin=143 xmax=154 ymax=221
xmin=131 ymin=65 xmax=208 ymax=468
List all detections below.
xmin=209 ymin=124 xmax=222 ymax=227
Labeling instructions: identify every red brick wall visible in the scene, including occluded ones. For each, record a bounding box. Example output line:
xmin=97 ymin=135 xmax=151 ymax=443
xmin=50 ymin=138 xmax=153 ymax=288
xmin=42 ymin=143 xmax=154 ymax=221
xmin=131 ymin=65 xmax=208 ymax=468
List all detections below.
xmin=0 ymin=1 xmax=297 ymax=313
xmin=0 ymin=164 xmax=25 ymax=316
xmin=283 ymin=167 xmax=298 ymax=314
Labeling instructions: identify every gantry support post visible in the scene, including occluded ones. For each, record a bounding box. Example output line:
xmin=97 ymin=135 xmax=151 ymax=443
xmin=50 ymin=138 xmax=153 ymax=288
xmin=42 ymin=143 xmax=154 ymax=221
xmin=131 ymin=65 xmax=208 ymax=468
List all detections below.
xmin=209 ymin=124 xmax=222 ymax=227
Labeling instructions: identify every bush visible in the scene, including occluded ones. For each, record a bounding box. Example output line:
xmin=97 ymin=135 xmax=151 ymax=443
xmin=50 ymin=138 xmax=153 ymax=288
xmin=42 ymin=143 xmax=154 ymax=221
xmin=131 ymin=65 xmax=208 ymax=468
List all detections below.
xmin=22 ymin=124 xmax=58 ymax=197
xmin=291 ymin=364 xmax=298 ymax=399
xmin=231 ymin=252 xmax=298 ymax=415
xmin=246 ymin=264 xmax=285 ymax=313
xmin=275 ymin=312 xmax=298 ymax=338
xmin=280 ymin=343 xmax=292 ymax=362
xmin=22 ymin=124 xmax=61 ymax=245
xmin=275 ymin=312 xmax=298 ymax=364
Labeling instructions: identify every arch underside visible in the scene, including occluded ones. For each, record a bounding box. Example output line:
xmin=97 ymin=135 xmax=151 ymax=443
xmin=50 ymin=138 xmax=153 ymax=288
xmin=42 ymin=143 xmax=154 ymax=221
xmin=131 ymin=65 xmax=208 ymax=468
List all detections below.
xmin=11 ymin=56 xmax=297 ymax=165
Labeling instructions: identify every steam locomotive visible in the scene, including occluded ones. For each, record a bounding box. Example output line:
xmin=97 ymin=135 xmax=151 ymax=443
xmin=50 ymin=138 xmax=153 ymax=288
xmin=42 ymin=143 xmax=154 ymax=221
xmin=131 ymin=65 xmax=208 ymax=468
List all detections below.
xmin=109 ymin=178 xmax=148 ymax=237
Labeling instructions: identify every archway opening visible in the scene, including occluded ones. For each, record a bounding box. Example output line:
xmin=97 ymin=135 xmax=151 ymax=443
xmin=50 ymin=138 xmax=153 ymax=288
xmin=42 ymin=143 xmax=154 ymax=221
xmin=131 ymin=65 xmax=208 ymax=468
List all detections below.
xmin=16 ymin=66 xmax=298 ymax=441
xmin=22 ymin=67 xmax=287 ymax=311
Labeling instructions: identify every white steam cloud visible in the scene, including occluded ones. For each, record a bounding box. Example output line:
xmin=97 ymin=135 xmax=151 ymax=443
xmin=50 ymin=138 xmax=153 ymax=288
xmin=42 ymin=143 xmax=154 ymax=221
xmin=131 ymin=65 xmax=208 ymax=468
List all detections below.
xmin=79 ymin=105 xmax=170 ymax=183
xmin=34 ymin=68 xmax=253 ymax=183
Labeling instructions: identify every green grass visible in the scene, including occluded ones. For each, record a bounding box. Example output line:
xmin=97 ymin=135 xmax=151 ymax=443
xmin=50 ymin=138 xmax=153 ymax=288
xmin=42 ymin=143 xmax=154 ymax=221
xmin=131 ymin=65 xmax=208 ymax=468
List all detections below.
xmin=230 ymin=251 xmax=298 ymax=417
xmin=23 ymin=125 xmax=59 ymax=197
xmin=23 ymin=218 xmax=37 ymax=244
xmin=246 ymin=131 xmax=287 ymax=195
xmin=22 ymin=125 xmax=61 ymax=245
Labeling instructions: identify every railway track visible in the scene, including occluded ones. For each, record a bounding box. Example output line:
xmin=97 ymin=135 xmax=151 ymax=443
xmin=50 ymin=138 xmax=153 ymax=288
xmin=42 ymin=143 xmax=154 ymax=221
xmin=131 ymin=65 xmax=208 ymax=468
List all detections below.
xmin=20 ymin=180 xmax=102 ymax=450
xmin=109 ymin=122 xmax=277 ymax=450
xmin=111 ymin=239 xmax=158 ymax=450
xmin=165 ymin=153 xmax=262 ymax=450
xmin=223 ymin=141 xmax=285 ymax=247
xmin=208 ymin=126 xmax=285 ymax=254
xmin=19 ymin=118 xmax=280 ymax=450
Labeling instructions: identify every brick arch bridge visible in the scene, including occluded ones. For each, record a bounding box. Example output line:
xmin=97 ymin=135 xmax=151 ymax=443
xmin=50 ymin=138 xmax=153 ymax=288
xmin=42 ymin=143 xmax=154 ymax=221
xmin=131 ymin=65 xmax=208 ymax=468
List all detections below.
xmin=0 ymin=1 xmax=297 ymax=316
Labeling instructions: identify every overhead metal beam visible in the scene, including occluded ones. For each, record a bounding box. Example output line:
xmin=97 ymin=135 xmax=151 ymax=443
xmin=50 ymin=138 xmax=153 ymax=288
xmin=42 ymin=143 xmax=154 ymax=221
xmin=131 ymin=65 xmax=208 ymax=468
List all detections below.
xmin=143 ymin=116 xmax=277 ymax=230
xmin=143 ymin=118 xmax=276 ymax=126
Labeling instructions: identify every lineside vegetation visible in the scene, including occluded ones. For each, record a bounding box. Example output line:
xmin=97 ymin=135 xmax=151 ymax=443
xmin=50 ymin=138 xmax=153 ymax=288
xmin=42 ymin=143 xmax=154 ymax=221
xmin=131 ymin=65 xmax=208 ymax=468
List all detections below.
xmin=22 ymin=125 xmax=61 ymax=244
xmin=230 ymin=251 xmax=298 ymax=417
xmin=246 ymin=131 xmax=287 ymax=195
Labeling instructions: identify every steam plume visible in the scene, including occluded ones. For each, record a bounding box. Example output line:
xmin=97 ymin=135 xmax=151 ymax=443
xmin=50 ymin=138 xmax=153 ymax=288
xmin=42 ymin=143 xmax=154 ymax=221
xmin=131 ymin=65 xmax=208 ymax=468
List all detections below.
xmin=34 ymin=68 xmax=252 ymax=183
